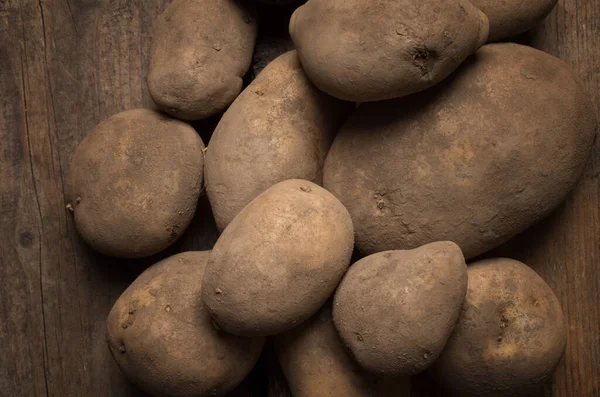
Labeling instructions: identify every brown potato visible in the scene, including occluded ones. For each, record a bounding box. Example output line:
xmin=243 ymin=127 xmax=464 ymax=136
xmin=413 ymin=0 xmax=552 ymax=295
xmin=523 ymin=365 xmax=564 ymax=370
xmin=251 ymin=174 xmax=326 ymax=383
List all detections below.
xmin=333 ymin=242 xmax=467 ymax=376
xmin=431 ymin=258 xmax=567 ymax=397
xmin=289 ymin=0 xmax=489 ymax=102
xmin=324 ymin=43 xmax=597 ymax=259
xmin=205 ymin=51 xmax=351 ymax=231
xmin=106 ymin=252 xmax=265 ymax=397
xmin=148 ymin=0 xmax=257 ymax=120
xmin=66 ymin=109 xmax=205 ymax=258
xmin=202 ymin=179 xmax=354 ymax=336
xmin=274 ymin=302 xmax=411 ymax=397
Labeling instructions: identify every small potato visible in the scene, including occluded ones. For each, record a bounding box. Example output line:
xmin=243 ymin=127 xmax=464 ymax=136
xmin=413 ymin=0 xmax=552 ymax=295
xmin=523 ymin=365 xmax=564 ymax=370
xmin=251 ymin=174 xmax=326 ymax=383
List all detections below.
xmin=205 ymin=51 xmax=351 ymax=231
xmin=274 ymin=303 xmax=411 ymax=397
xmin=66 ymin=109 xmax=205 ymax=258
xmin=431 ymin=258 xmax=567 ymax=397
xmin=202 ymin=179 xmax=354 ymax=336
xmin=106 ymin=252 xmax=265 ymax=397
xmin=333 ymin=242 xmax=467 ymax=376
xmin=148 ymin=0 xmax=257 ymax=120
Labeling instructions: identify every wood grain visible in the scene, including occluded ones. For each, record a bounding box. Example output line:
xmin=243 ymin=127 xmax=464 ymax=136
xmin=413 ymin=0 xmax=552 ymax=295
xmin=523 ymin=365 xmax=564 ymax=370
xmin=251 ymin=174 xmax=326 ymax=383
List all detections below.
xmin=0 ymin=0 xmax=598 ymax=396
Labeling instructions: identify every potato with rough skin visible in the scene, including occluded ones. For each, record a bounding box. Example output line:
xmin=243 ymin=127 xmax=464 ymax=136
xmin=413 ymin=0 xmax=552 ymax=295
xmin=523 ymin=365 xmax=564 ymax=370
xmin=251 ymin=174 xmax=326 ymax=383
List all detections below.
xmin=431 ymin=258 xmax=567 ymax=397
xmin=324 ymin=43 xmax=597 ymax=259
xmin=274 ymin=303 xmax=411 ymax=397
xmin=106 ymin=251 xmax=265 ymax=397
xmin=333 ymin=241 xmax=467 ymax=376
xmin=66 ymin=109 xmax=205 ymax=258
xmin=205 ymin=51 xmax=351 ymax=231
xmin=289 ymin=0 xmax=489 ymax=102
xmin=202 ymin=179 xmax=354 ymax=336
xmin=148 ymin=0 xmax=257 ymax=120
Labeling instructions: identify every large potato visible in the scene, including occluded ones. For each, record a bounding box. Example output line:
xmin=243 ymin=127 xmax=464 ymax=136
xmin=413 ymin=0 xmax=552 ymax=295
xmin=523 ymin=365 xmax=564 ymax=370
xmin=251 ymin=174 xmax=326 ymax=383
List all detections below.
xmin=148 ymin=0 xmax=257 ymax=120
xmin=205 ymin=51 xmax=351 ymax=231
xmin=106 ymin=252 xmax=265 ymax=397
xmin=274 ymin=303 xmax=410 ymax=397
xmin=431 ymin=258 xmax=567 ymax=396
xmin=289 ymin=0 xmax=489 ymax=102
xmin=324 ymin=43 xmax=597 ymax=259
xmin=66 ymin=109 xmax=205 ymax=258
xmin=202 ymin=179 xmax=354 ymax=336
xmin=333 ymin=242 xmax=467 ymax=376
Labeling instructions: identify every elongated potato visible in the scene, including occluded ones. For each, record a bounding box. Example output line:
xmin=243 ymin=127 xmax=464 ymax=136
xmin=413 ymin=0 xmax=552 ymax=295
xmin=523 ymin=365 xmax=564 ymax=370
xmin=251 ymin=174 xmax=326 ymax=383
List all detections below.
xmin=205 ymin=51 xmax=351 ymax=231
xmin=202 ymin=179 xmax=354 ymax=336
xmin=324 ymin=43 xmax=597 ymax=259
xmin=148 ymin=0 xmax=257 ymax=120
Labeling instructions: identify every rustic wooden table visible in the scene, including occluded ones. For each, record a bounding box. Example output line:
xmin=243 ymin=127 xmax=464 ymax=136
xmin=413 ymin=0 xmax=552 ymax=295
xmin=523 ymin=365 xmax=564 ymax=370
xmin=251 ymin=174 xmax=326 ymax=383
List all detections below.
xmin=1 ymin=1 xmax=598 ymax=396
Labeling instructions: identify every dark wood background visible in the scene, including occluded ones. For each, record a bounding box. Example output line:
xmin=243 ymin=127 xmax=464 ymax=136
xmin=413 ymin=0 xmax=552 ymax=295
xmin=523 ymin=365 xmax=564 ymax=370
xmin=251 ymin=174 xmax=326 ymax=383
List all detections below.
xmin=1 ymin=0 xmax=598 ymax=396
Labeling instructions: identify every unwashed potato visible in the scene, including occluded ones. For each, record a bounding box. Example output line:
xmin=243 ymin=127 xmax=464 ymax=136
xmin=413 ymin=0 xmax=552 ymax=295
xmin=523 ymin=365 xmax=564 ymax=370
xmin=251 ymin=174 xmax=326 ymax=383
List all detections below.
xmin=148 ymin=0 xmax=257 ymax=120
xmin=205 ymin=51 xmax=351 ymax=231
xmin=472 ymin=0 xmax=558 ymax=41
xmin=274 ymin=302 xmax=411 ymax=397
xmin=202 ymin=179 xmax=354 ymax=336
xmin=324 ymin=43 xmax=597 ymax=259
xmin=333 ymin=241 xmax=467 ymax=376
xmin=106 ymin=252 xmax=265 ymax=397
xmin=289 ymin=0 xmax=489 ymax=102
xmin=431 ymin=258 xmax=567 ymax=397
xmin=66 ymin=109 xmax=205 ymax=258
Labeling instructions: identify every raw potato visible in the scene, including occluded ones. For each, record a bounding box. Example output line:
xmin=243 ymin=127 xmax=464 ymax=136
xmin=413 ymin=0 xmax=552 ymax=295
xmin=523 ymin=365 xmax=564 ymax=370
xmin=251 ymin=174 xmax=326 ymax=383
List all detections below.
xmin=324 ymin=43 xmax=597 ymax=259
xmin=289 ymin=0 xmax=489 ymax=102
xmin=206 ymin=51 xmax=351 ymax=231
xmin=472 ymin=0 xmax=558 ymax=41
xmin=202 ymin=179 xmax=354 ymax=336
xmin=106 ymin=252 xmax=265 ymax=397
xmin=333 ymin=242 xmax=467 ymax=376
xmin=274 ymin=303 xmax=411 ymax=397
xmin=66 ymin=109 xmax=205 ymax=258
xmin=431 ymin=258 xmax=567 ymax=397
xmin=148 ymin=0 xmax=257 ymax=120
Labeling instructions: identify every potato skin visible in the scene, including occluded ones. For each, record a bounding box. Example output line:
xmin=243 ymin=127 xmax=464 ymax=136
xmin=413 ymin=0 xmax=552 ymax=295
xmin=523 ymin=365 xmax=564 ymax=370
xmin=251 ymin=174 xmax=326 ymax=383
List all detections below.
xmin=66 ymin=109 xmax=205 ymax=258
xmin=205 ymin=51 xmax=351 ymax=231
xmin=289 ymin=0 xmax=489 ymax=102
xmin=274 ymin=303 xmax=411 ymax=397
xmin=202 ymin=179 xmax=354 ymax=336
xmin=324 ymin=43 xmax=597 ymax=259
xmin=148 ymin=0 xmax=257 ymax=120
xmin=106 ymin=252 xmax=265 ymax=397
xmin=333 ymin=242 xmax=467 ymax=376
xmin=431 ymin=258 xmax=567 ymax=397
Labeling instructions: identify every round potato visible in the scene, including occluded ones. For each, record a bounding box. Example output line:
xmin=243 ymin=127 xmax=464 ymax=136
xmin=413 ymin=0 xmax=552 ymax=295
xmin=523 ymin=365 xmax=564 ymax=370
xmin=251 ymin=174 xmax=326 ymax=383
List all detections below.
xmin=333 ymin=242 xmax=467 ymax=376
xmin=202 ymin=179 xmax=354 ymax=336
xmin=289 ymin=0 xmax=489 ymax=102
xmin=106 ymin=252 xmax=265 ymax=397
xmin=431 ymin=258 xmax=567 ymax=397
xmin=205 ymin=51 xmax=351 ymax=231
xmin=148 ymin=0 xmax=257 ymax=120
xmin=274 ymin=303 xmax=411 ymax=397
xmin=324 ymin=43 xmax=597 ymax=259
xmin=66 ymin=109 xmax=205 ymax=258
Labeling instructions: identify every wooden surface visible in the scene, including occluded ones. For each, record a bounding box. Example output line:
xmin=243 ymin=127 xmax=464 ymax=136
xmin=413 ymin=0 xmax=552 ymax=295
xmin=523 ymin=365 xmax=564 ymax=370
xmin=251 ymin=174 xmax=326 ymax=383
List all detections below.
xmin=0 ymin=0 xmax=598 ymax=396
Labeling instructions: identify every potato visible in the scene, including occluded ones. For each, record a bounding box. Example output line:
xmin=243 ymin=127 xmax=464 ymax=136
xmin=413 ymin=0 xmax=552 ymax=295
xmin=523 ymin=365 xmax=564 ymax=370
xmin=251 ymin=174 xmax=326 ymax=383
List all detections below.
xmin=106 ymin=252 xmax=265 ymax=397
xmin=333 ymin=242 xmax=467 ymax=376
xmin=274 ymin=303 xmax=411 ymax=397
xmin=205 ymin=51 xmax=351 ymax=231
xmin=471 ymin=0 xmax=558 ymax=41
xmin=66 ymin=109 xmax=205 ymax=258
xmin=148 ymin=0 xmax=257 ymax=120
xmin=202 ymin=179 xmax=354 ymax=336
xmin=431 ymin=258 xmax=567 ymax=396
xmin=289 ymin=0 xmax=489 ymax=102
xmin=324 ymin=43 xmax=597 ymax=259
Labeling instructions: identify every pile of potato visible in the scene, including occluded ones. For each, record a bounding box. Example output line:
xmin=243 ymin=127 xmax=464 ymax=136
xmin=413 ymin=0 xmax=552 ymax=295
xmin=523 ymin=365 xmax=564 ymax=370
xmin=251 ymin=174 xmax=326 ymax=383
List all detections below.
xmin=65 ymin=0 xmax=597 ymax=396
